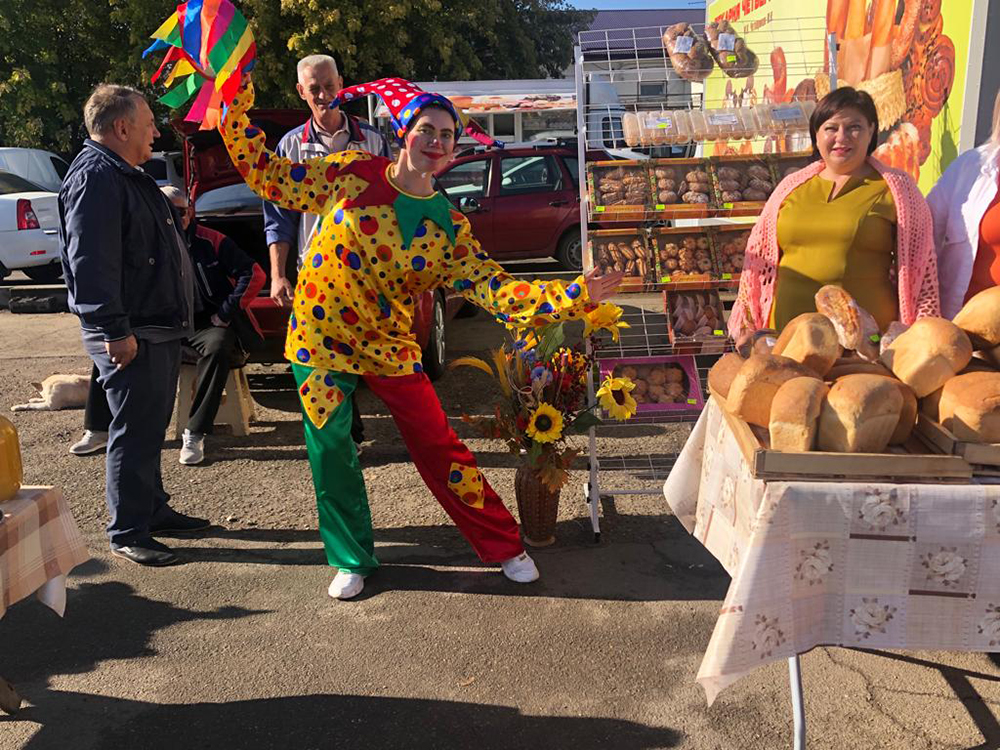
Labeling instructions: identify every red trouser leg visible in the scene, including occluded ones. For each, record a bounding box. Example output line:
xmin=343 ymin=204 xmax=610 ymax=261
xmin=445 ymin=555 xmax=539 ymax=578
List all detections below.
xmin=364 ymin=373 xmax=524 ymax=563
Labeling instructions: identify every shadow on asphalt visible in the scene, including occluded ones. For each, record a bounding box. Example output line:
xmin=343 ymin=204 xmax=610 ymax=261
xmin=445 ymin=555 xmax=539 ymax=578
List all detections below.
xmin=6 ymin=689 xmax=682 ymax=749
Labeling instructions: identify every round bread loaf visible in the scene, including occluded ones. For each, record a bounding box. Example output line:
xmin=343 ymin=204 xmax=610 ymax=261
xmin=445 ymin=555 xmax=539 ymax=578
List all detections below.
xmin=939 ymin=371 xmax=1000 ymax=442
xmin=708 ymin=352 xmax=745 ymax=400
xmin=880 ymin=317 xmax=973 ymax=397
xmin=726 ymin=353 xmax=818 ymax=428
xmin=772 ymin=313 xmax=842 ymax=376
xmin=953 ymin=287 xmax=1000 ymax=349
xmin=826 ymin=360 xmax=895 ymax=380
xmin=817 ymin=374 xmax=903 ymax=453
xmin=768 ymin=377 xmax=829 ymax=451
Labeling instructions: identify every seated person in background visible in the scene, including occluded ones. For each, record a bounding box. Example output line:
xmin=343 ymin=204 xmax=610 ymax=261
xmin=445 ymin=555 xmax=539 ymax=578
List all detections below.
xmin=927 ymin=87 xmax=1000 ymax=318
xmin=70 ymin=186 xmax=265 ymax=465
xmin=729 ymin=87 xmax=939 ymax=340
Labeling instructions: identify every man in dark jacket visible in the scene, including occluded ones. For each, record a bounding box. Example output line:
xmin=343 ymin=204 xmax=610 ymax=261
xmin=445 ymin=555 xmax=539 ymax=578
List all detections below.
xmin=70 ymin=186 xmax=266 ymax=467
xmin=60 ymin=84 xmax=208 ymax=567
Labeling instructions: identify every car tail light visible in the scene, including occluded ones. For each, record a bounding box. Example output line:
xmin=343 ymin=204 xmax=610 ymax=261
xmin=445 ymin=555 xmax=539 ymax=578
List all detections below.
xmin=16 ymin=199 xmax=40 ymax=230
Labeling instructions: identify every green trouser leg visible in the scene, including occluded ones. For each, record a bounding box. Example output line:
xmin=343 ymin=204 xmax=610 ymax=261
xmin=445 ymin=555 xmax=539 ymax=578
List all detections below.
xmin=291 ymin=365 xmax=378 ymax=575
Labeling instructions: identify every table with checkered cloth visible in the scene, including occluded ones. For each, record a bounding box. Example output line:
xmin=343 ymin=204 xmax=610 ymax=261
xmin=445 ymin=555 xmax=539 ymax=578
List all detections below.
xmin=1 ymin=486 xmax=90 ymax=620
xmin=663 ymin=397 xmax=1000 ymax=705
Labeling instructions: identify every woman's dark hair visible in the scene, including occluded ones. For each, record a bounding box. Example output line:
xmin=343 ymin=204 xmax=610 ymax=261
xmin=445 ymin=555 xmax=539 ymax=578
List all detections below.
xmin=809 ymin=87 xmax=879 ymax=159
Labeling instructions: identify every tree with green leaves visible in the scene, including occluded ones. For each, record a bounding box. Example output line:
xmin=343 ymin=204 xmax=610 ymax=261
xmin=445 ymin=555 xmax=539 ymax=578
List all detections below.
xmin=0 ymin=0 xmax=592 ymax=157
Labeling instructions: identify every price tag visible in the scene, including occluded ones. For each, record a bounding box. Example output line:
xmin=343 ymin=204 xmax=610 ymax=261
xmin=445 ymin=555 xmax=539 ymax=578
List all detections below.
xmin=869 ymin=334 xmax=881 ymax=343
xmin=656 ymin=115 xmax=674 ymax=129
xmin=717 ymin=33 xmax=736 ymax=51
xmin=723 ymin=202 xmax=734 ymax=209
xmin=726 ymin=53 xmax=737 ymax=64
xmin=673 ymin=35 xmax=694 ymax=54
xmin=595 ymin=206 xmax=605 ymax=212
xmin=686 ymin=398 xmax=697 ymax=405
xmin=707 ymin=113 xmax=739 ymax=126
xmin=772 ymin=105 xmax=804 ymax=122
xmin=713 ymin=329 xmax=724 ymax=336
xmin=721 ymin=273 xmax=733 ymax=280
xmin=655 ymin=203 xmax=666 ymax=210
xmin=660 ymin=275 xmax=672 ymax=283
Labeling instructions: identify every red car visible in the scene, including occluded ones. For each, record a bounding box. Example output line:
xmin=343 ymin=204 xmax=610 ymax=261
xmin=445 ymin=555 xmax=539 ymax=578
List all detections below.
xmin=178 ymin=110 xmax=464 ymax=378
xmin=435 ymin=141 xmax=585 ymax=270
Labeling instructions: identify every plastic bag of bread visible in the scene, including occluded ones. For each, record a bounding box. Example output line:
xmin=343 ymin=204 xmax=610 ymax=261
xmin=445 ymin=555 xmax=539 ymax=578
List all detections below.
xmin=661 ymin=23 xmax=714 ymax=83
xmin=622 ymin=112 xmax=641 ymax=147
xmin=704 ymin=19 xmax=759 ymax=78
xmin=879 ymin=321 xmax=909 ymax=355
xmin=814 ymin=285 xmax=880 ymax=362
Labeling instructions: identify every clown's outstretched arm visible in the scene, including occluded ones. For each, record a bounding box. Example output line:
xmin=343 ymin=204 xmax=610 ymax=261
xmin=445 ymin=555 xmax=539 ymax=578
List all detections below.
xmin=442 ymin=214 xmax=622 ymax=327
xmin=219 ymin=79 xmax=371 ymax=214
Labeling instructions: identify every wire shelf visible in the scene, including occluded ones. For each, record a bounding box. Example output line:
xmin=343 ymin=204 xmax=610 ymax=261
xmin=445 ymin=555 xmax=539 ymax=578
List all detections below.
xmin=591 ymin=453 xmax=682 ymax=483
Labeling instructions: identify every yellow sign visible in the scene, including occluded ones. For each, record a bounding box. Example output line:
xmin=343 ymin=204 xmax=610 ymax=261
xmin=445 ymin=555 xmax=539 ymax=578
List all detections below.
xmin=704 ymin=0 xmax=975 ymax=193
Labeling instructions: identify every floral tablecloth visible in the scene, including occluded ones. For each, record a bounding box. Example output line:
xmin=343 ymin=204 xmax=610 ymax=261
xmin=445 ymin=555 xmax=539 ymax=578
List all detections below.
xmin=663 ymin=397 xmax=1000 ymax=704
xmin=1 ymin=486 xmax=89 ymax=620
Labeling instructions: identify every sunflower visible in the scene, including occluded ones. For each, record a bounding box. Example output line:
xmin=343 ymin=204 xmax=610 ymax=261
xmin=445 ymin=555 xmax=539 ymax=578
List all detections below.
xmin=526 ymin=402 xmax=564 ymax=443
xmin=597 ymin=375 xmax=637 ymax=420
xmin=584 ymin=303 xmax=630 ymax=342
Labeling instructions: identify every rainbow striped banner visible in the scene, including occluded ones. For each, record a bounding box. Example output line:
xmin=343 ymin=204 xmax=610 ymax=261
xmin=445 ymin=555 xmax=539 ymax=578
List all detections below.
xmin=143 ymin=0 xmax=256 ymax=130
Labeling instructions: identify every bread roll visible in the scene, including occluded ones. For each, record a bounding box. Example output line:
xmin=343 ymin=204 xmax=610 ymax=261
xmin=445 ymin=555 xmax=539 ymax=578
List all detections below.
xmin=953 ymin=287 xmax=1000 ymax=349
xmin=818 ymin=374 xmax=903 ymax=453
xmin=708 ymin=352 xmax=745 ymax=400
xmin=772 ymin=313 xmax=842 ymax=376
xmin=880 ymin=317 xmax=973 ymax=397
xmin=769 ymin=377 xmax=829 ymax=451
xmin=938 ymin=371 xmax=1000 ymax=442
xmin=726 ymin=354 xmax=817 ymax=427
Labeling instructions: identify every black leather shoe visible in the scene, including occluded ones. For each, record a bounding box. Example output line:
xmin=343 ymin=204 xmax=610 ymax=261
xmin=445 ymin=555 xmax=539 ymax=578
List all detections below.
xmin=150 ymin=507 xmax=211 ymax=535
xmin=110 ymin=538 xmax=178 ymax=567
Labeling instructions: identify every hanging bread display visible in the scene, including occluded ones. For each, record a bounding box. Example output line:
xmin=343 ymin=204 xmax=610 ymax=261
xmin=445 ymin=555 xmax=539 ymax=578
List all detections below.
xmin=704 ymin=19 xmax=759 ymax=78
xmin=661 ymin=23 xmax=715 ymax=83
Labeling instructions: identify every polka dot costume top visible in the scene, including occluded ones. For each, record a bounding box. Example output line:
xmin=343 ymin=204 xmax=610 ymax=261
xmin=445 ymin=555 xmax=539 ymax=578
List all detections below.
xmin=221 ymin=82 xmax=596 ymax=378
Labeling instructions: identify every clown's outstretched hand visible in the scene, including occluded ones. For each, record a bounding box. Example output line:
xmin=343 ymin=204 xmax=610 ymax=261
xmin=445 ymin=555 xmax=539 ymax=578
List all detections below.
xmin=584 ymin=267 xmax=624 ymax=303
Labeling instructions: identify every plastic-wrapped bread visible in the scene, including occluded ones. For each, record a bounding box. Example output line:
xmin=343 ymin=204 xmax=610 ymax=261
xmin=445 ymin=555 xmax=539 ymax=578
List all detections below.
xmin=769 ymin=377 xmax=828 ymax=451
xmin=706 ymin=109 xmax=741 ymax=140
xmin=704 ymin=19 xmax=760 ymax=79
xmin=623 ymin=112 xmax=641 ymax=147
xmin=661 ymin=23 xmax=715 ymax=83
xmin=880 ymin=317 xmax=973 ymax=398
xmin=688 ymin=110 xmax=709 ymax=141
xmin=814 ymin=285 xmax=880 ymax=362
xmin=672 ymin=109 xmax=693 ymax=144
xmin=817 ymin=373 xmax=903 ymax=453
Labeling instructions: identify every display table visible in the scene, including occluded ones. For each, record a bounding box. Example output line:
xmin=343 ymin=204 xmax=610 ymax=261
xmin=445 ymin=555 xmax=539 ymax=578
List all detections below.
xmin=0 ymin=486 xmax=90 ymax=713
xmin=664 ymin=398 xmax=1000 ymax=707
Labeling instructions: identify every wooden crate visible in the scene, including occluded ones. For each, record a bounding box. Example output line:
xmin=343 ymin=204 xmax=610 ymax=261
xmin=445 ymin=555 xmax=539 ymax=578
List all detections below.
xmin=914 ymin=415 xmax=1000 ymax=469
xmin=719 ymin=403 xmax=972 ymax=483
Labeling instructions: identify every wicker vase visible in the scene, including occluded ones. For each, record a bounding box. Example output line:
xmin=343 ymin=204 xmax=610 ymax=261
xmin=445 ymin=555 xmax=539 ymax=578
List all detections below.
xmin=514 ymin=464 xmax=561 ymax=547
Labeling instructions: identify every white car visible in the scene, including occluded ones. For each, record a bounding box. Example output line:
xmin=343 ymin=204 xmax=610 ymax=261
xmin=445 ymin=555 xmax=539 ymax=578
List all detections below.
xmin=0 ymin=147 xmax=69 ymax=193
xmin=0 ymin=171 xmax=62 ymax=282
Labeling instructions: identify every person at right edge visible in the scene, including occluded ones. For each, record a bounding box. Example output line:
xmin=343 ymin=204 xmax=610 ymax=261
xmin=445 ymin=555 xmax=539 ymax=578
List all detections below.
xmin=60 ymin=84 xmax=209 ymax=567
xmin=729 ymin=87 xmax=939 ymax=342
xmin=264 ymin=54 xmax=389 ymax=453
xmin=928 ymin=88 xmax=1000 ymax=318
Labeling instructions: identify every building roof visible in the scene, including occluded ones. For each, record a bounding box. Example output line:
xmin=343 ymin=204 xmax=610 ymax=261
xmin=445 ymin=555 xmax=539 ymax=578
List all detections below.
xmin=579 ymin=8 xmax=705 ymax=57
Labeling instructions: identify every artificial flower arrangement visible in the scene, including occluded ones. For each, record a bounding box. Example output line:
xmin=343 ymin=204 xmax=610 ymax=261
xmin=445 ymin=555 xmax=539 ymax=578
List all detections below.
xmin=453 ymin=303 xmax=637 ymax=493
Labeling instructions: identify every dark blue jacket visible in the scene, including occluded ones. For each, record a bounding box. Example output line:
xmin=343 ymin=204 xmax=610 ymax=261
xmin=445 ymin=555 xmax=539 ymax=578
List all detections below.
xmin=59 ymin=140 xmax=189 ymax=341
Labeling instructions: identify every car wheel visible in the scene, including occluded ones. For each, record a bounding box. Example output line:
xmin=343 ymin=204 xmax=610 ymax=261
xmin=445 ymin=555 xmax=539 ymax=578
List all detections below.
xmin=422 ymin=291 xmax=447 ymax=381
xmin=22 ymin=263 xmax=64 ymax=283
xmin=555 ymin=228 xmax=582 ymax=272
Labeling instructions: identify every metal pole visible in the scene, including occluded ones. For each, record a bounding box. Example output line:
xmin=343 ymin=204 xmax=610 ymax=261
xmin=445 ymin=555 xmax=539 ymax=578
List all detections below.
xmin=788 ymin=655 xmax=806 ymax=750
xmin=828 ymin=33 xmax=838 ymax=91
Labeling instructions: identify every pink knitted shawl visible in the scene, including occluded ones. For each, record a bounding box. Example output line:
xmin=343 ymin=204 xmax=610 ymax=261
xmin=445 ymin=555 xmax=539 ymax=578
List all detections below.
xmin=727 ymin=157 xmax=941 ymax=338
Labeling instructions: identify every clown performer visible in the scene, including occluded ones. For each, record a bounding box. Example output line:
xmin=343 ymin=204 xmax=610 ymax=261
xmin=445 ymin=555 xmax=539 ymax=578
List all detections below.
xmin=219 ymin=75 xmax=623 ymax=599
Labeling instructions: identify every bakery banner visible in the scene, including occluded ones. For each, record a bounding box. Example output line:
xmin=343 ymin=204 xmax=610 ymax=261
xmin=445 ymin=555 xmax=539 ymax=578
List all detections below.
xmin=704 ymin=0 xmax=976 ymax=193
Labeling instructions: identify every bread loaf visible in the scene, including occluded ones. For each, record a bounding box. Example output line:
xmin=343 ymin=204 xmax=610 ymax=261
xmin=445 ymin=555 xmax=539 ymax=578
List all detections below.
xmin=708 ymin=352 xmax=745 ymax=400
xmin=726 ymin=354 xmax=817 ymax=427
xmin=769 ymin=377 xmax=829 ymax=451
xmin=772 ymin=313 xmax=841 ymax=376
xmin=938 ymin=371 xmax=1000 ymax=442
xmin=826 ymin=359 xmax=895 ymax=380
xmin=888 ymin=380 xmax=918 ymax=445
xmin=814 ymin=285 xmax=880 ymax=361
xmin=817 ymin=374 xmax=903 ymax=453
xmin=880 ymin=317 xmax=973 ymax=397
xmin=953 ymin=287 xmax=1000 ymax=349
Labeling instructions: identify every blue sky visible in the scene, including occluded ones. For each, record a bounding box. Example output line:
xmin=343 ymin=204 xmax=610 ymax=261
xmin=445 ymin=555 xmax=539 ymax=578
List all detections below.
xmin=566 ymin=1 xmax=705 ymax=8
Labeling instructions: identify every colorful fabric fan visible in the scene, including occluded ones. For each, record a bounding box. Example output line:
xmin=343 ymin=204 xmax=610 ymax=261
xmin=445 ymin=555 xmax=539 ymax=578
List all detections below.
xmin=332 ymin=78 xmax=501 ymax=148
xmin=143 ymin=0 xmax=256 ymax=130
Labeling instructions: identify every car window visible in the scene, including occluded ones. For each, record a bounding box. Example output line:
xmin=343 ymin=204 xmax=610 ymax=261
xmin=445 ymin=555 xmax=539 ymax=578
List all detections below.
xmin=562 ymin=156 xmax=579 ymax=187
xmin=0 ymin=172 xmax=45 ymax=194
xmin=139 ymin=158 xmax=167 ymax=181
xmin=50 ymin=156 xmax=69 ymax=180
xmin=437 ymin=158 xmax=490 ymax=199
xmin=498 ymin=155 xmax=559 ymax=195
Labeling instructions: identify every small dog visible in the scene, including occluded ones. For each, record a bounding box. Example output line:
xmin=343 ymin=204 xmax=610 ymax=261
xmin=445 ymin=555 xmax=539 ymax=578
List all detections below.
xmin=11 ymin=374 xmax=90 ymax=411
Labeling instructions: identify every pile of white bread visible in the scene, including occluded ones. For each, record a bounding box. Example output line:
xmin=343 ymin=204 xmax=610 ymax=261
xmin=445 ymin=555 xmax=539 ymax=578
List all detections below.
xmin=708 ymin=285 xmax=1000 ymax=454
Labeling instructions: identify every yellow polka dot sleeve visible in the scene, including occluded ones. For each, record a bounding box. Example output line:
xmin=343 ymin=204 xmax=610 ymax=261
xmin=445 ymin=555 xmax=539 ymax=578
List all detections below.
xmin=442 ymin=216 xmax=593 ymax=328
xmin=219 ymin=81 xmax=372 ymax=215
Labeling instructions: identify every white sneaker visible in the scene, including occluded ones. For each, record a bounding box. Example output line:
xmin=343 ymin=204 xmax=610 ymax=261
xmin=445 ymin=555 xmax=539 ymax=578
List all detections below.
xmin=328 ymin=570 xmax=365 ymax=600
xmin=501 ymin=552 xmax=540 ymax=583
xmin=69 ymin=430 xmax=108 ymax=455
xmin=179 ymin=430 xmax=205 ymax=465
